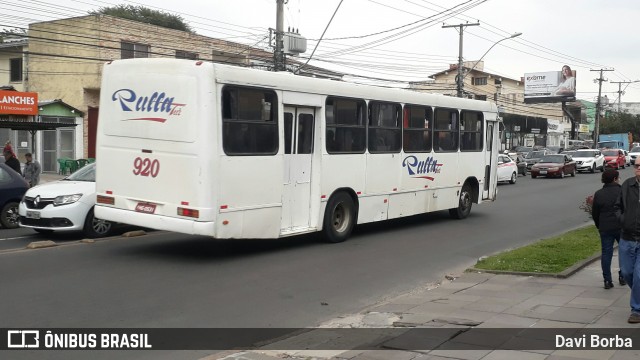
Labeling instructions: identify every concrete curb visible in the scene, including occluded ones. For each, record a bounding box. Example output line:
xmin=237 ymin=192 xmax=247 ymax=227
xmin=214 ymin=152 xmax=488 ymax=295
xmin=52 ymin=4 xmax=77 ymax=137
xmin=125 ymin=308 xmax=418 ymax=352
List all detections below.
xmin=467 ymin=252 xmax=602 ymax=278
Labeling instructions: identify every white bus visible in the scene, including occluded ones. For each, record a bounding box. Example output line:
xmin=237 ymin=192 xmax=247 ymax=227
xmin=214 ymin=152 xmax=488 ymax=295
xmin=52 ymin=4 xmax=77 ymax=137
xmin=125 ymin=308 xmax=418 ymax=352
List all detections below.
xmin=95 ymin=59 xmax=501 ymax=242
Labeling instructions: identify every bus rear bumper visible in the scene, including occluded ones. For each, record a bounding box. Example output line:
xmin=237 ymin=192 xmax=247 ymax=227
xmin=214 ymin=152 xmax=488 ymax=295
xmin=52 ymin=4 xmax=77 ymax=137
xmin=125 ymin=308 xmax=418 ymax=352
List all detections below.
xmin=95 ymin=205 xmax=215 ymax=236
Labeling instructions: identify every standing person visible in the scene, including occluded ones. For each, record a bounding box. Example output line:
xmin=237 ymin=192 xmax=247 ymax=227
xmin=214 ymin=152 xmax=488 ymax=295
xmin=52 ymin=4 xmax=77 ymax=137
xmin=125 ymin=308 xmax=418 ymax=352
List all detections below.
xmin=3 ymin=150 xmax=21 ymax=175
xmin=615 ymin=157 xmax=640 ymax=323
xmin=555 ymin=65 xmax=576 ymax=96
xmin=592 ymin=169 xmax=624 ymax=289
xmin=3 ymin=140 xmax=15 ymax=157
xmin=23 ymin=153 xmax=41 ymax=187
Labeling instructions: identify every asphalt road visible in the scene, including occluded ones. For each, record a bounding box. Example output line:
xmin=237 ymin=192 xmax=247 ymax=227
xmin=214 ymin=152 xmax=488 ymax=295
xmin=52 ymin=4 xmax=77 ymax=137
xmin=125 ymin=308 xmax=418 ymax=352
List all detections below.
xmin=1 ymin=166 xmax=634 ymax=359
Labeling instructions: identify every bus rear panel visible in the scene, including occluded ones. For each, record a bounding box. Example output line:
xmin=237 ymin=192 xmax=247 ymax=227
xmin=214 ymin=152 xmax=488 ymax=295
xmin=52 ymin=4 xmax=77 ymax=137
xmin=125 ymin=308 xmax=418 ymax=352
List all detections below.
xmin=95 ymin=59 xmax=219 ymax=236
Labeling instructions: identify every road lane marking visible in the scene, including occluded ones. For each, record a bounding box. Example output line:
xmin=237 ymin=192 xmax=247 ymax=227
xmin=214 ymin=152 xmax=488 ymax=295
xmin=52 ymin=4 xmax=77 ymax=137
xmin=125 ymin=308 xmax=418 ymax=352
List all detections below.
xmin=0 ymin=236 xmax=33 ymax=242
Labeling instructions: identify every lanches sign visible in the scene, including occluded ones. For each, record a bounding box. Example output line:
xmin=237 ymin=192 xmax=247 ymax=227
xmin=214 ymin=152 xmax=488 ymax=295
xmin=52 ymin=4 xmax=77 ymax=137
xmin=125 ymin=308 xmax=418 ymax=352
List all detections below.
xmin=0 ymin=90 xmax=38 ymax=116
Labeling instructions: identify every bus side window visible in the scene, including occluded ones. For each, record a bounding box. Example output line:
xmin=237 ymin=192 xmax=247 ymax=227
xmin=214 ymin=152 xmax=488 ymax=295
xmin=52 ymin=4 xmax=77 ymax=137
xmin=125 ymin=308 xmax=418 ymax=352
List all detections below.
xmin=434 ymin=108 xmax=458 ymax=152
xmin=222 ymin=86 xmax=278 ymax=156
xmin=326 ymin=97 xmax=366 ymax=154
xmin=403 ymin=105 xmax=432 ymax=153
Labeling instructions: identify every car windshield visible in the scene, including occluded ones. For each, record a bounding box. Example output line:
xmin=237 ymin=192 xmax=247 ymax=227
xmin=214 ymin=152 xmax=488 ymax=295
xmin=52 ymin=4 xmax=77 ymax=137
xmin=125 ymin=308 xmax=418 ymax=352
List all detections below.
xmin=540 ymin=155 xmax=564 ymax=163
xmin=515 ymin=146 xmax=532 ymax=153
xmin=574 ymin=150 xmax=597 ymax=157
xmin=632 ymin=147 xmax=640 ymax=153
xmin=64 ymin=163 xmax=95 ymax=182
xmin=526 ymin=151 xmax=544 ymax=159
xmin=602 ymin=150 xmax=618 ymax=156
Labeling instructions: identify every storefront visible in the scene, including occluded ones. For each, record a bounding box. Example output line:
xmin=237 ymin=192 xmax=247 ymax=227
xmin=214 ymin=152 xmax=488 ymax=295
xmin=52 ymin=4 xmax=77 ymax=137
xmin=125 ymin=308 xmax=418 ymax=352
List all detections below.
xmin=0 ymin=90 xmax=81 ymax=173
xmin=500 ymin=113 xmax=548 ymax=150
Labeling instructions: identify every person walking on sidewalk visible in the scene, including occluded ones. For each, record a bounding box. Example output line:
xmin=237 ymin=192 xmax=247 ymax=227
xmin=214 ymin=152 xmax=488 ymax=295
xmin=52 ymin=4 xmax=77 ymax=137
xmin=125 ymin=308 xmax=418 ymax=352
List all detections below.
xmin=615 ymin=157 xmax=640 ymax=323
xmin=592 ymin=169 xmax=625 ymax=289
xmin=22 ymin=153 xmax=41 ymax=188
xmin=3 ymin=150 xmax=21 ymax=176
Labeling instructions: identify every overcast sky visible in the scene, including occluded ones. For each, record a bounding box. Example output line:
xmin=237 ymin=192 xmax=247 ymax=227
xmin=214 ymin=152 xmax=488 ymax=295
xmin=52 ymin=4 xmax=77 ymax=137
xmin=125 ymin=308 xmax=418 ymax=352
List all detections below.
xmin=4 ymin=0 xmax=640 ymax=103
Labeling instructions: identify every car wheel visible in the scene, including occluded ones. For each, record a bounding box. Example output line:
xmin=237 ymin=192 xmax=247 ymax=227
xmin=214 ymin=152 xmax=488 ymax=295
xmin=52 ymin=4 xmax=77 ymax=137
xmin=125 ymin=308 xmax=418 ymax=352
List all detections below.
xmin=531 ymin=174 xmax=537 ymax=179
xmin=622 ymin=163 xmax=625 ymax=169
xmin=600 ymin=165 xmax=604 ymax=172
xmin=322 ymin=192 xmax=356 ymax=243
xmin=509 ymin=172 xmax=517 ymax=184
xmin=83 ymin=207 xmax=113 ymax=238
xmin=591 ymin=164 xmax=596 ymax=173
xmin=560 ymin=171 xmax=565 ymax=179
xmin=0 ymin=202 xmax=19 ymax=229
xmin=571 ymin=168 xmax=576 ymax=177
xmin=449 ymin=184 xmax=473 ymax=220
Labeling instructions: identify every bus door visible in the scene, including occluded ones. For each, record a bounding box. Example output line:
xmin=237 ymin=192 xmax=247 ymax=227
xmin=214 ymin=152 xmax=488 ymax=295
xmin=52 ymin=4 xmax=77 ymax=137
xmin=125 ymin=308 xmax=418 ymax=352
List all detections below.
xmin=281 ymin=106 xmax=315 ymax=232
xmin=482 ymin=120 xmax=499 ymax=200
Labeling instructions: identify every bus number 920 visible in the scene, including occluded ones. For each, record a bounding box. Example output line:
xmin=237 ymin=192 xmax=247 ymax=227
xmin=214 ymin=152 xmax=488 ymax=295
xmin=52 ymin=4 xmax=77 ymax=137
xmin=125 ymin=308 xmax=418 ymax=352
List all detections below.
xmin=133 ymin=157 xmax=160 ymax=177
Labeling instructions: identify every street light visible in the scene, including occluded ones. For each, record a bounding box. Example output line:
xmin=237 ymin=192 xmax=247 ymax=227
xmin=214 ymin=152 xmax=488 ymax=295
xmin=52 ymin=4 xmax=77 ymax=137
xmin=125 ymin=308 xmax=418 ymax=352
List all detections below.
xmin=458 ymin=32 xmax=522 ymax=97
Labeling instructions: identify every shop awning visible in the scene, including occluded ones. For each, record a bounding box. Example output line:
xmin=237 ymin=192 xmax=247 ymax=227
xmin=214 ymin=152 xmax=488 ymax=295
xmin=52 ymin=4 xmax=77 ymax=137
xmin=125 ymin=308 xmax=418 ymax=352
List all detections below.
xmin=0 ymin=120 xmax=78 ymax=131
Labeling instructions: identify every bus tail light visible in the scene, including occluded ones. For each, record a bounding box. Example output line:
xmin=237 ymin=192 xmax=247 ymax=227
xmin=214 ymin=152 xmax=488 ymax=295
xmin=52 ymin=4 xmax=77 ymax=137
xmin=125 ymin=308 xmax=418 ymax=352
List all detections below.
xmin=97 ymin=195 xmax=115 ymax=205
xmin=178 ymin=207 xmax=199 ymax=218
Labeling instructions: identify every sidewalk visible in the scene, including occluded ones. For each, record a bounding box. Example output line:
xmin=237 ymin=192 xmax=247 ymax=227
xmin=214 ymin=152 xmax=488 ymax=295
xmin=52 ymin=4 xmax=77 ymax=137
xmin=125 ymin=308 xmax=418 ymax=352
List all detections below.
xmin=209 ymin=250 xmax=640 ymax=360
xmin=40 ymin=172 xmax=66 ymax=184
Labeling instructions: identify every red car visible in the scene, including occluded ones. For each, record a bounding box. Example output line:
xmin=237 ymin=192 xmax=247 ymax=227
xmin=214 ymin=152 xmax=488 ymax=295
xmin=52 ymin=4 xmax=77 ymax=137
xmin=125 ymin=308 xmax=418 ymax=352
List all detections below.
xmin=602 ymin=149 xmax=626 ymax=169
xmin=530 ymin=154 xmax=577 ymax=178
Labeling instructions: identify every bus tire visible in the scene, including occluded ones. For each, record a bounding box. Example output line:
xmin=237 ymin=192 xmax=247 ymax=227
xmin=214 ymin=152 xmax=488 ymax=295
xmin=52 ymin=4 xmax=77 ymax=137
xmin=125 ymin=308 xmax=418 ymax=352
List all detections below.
xmin=323 ymin=192 xmax=356 ymax=243
xmin=449 ymin=184 xmax=472 ymax=220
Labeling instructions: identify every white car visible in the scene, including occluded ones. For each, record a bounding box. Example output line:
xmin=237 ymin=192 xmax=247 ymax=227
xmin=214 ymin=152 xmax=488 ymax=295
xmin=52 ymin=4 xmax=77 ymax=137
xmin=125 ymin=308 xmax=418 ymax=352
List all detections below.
xmin=630 ymin=146 xmax=640 ymax=164
xmin=624 ymin=150 xmax=631 ymax=166
xmin=497 ymin=154 xmax=518 ymax=184
xmin=18 ymin=163 xmax=113 ymax=237
xmin=572 ymin=149 xmax=605 ymax=173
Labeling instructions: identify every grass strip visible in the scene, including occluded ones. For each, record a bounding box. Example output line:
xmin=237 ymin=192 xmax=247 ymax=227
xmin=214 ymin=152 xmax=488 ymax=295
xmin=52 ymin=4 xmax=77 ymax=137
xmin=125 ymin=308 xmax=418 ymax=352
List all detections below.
xmin=474 ymin=225 xmax=601 ymax=274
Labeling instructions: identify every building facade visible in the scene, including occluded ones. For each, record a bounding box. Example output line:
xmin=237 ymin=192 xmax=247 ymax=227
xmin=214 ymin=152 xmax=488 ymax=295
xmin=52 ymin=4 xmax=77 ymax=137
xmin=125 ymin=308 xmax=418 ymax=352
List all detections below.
xmin=410 ymin=61 xmax=583 ymax=150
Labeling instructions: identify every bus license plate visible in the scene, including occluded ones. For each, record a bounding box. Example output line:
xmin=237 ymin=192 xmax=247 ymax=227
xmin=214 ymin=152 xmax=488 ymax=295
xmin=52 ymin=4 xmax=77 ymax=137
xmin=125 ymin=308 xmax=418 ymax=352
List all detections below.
xmin=539 ymin=170 xmax=547 ymax=174
xmin=135 ymin=203 xmax=156 ymax=214
xmin=26 ymin=210 xmax=41 ymax=219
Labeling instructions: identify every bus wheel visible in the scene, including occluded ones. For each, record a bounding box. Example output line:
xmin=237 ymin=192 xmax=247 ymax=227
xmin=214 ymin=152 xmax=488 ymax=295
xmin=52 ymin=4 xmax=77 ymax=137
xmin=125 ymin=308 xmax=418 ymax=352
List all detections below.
xmin=323 ymin=192 xmax=356 ymax=243
xmin=449 ymin=184 xmax=472 ymax=220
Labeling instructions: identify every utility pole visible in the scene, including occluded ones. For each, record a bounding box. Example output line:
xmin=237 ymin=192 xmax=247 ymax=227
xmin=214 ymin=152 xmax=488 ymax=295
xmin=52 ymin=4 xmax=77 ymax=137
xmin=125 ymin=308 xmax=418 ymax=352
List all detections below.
xmin=443 ymin=22 xmax=480 ymax=98
xmin=274 ymin=0 xmax=287 ymax=71
xmin=610 ymin=81 xmax=632 ymax=112
xmin=591 ymin=69 xmax=614 ymax=148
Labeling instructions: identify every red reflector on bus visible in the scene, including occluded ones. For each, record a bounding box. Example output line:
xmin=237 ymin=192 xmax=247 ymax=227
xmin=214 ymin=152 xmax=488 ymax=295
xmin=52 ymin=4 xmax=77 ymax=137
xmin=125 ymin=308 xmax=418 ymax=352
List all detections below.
xmin=178 ymin=207 xmax=199 ymax=218
xmin=142 ymin=149 xmax=152 ymax=153
xmin=196 ymin=61 xmax=203 ymax=66
xmin=321 ymin=195 xmax=326 ymax=199
xmin=222 ymin=220 xmax=229 ymax=225
xmin=356 ymin=192 xmax=362 ymax=195
xmin=393 ymin=188 xmax=397 ymax=191
xmin=97 ymin=195 xmax=114 ymax=205
xmin=220 ymin=205 xmax=228 ymax=209
xmin=181 ymin=201 xmax=189 ymax=205
xmin=384 ymin=199 xmax=388 ymax=203
xmin=106 ymin=190 xmax=112 ymax=195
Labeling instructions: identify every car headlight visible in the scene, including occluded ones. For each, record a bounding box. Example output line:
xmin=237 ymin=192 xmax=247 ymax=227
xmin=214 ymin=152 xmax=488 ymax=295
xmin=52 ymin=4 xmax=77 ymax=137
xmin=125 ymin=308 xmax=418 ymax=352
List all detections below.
xmin=54 ymin=194 xmax=83 ymax=206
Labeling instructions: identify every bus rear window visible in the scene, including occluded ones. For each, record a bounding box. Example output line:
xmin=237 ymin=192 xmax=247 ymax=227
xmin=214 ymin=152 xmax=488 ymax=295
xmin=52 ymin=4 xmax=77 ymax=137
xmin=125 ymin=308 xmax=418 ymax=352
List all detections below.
xmin=222 ymin=86 xmax=278 ymax=155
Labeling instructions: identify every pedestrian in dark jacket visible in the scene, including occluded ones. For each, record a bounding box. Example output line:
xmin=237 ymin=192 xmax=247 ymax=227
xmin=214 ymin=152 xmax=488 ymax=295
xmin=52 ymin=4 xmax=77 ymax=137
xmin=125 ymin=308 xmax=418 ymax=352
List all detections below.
xmin=614 ymin=157 xmax=640 ymax=323
xmin=3 ymin=150 xmax=21 ymax=175
xmin=592 ymin=169 xmax=624 ymax=289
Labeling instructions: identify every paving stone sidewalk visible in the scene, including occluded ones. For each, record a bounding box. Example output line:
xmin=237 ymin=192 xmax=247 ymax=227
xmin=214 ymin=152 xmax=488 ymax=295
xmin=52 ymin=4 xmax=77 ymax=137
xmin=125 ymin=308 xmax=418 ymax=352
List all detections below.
xmin=205 ymin=250 xmax=640 ymax=360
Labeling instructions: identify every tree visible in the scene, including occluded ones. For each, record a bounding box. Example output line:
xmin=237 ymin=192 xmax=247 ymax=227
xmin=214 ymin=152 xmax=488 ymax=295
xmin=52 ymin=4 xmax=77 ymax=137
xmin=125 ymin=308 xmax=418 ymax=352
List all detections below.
xmin=90 ymin=5 xmax=194 ymax=33
xmin=600 ymin=112 xmax=640 ymax=143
